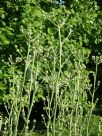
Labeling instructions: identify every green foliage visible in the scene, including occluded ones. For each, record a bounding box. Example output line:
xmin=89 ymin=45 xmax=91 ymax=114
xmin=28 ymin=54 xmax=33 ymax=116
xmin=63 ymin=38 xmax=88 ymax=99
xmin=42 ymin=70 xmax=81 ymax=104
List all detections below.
xmin=0 ymin=0 xmax=102 ymax=135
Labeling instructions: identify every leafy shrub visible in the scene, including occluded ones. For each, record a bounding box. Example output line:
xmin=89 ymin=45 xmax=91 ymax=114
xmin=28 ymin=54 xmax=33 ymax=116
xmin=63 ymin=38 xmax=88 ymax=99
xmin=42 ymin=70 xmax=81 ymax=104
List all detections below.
xmin=0 ymin=0 xmax=102 ymax=136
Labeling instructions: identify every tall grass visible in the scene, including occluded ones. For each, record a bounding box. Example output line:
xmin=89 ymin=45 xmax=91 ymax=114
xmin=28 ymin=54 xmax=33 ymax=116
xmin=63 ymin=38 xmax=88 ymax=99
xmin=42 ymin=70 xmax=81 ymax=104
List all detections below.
xmin=1 ymin=25 xmax=41 ymax=136
xmin=41 ymin=19 xmax=102 ymax=136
